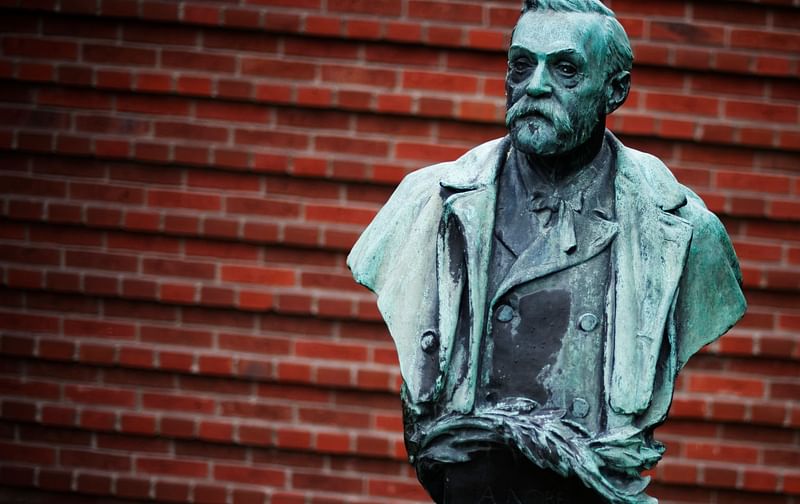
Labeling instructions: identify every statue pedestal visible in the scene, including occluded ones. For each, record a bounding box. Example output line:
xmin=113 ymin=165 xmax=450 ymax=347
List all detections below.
xmin=417 ymin=445 xmax=607 ymax=504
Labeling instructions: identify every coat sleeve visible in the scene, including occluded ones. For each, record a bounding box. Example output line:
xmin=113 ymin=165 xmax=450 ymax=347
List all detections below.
xmin=347 ymin=166 xmax=440 ymax=297
xmin=673 ymin=191 xmax=747 ymax=369
xmin=347 ymin=166 xmax=445 ymax=400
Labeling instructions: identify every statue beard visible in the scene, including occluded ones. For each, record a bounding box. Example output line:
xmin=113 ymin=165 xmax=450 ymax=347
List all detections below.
xmin=505 ymin=97 xmax=602 ymax=157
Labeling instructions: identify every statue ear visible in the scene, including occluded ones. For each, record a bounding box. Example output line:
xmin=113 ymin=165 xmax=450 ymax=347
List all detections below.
xmin=605 ymin=71 xmax=631 ymax=115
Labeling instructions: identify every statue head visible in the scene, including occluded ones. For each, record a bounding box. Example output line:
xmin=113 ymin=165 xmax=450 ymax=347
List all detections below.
xmin=505 ymin=0 xmax=633 ymax=157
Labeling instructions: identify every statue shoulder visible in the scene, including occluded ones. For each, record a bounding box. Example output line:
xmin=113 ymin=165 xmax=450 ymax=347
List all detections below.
xmin=381 ymin=135 xmax=509 ymax=207
xmin=347 ymin=137 xmax=508 ymax=294
xmin=614 ymin=137 xmax=745 ymax=367
xmin=614 ymin=139 xmax=723 ymax=236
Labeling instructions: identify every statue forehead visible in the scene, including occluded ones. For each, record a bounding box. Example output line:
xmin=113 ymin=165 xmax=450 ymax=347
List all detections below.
xmin=511 ymin=11 xmax=605 ymax=58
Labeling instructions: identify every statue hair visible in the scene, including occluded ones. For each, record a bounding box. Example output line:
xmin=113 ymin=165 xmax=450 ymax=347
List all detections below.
xmin=519 ymin=0 xmax=633 ymax=77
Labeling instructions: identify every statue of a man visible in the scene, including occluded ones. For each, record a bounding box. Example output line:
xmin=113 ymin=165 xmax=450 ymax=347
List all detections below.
xmin=348 ymin=1 xmax=746 ymax=502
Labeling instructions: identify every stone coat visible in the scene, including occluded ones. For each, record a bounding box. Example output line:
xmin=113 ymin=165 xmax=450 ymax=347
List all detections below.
xmin=347 ymin=131 xmax=746 ymax=452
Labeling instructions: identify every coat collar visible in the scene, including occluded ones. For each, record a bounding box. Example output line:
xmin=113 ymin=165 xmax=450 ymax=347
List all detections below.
xmin=439 ymin=132 xmax=687 ymax=212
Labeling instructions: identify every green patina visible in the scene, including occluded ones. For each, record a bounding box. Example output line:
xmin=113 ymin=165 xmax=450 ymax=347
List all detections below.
xmin=347 ymin=1 xmax=746 ymax=502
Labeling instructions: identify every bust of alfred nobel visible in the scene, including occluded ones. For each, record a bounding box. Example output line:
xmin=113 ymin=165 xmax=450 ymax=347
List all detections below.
xmin=348 ymin=1 xmax=746 ymax=502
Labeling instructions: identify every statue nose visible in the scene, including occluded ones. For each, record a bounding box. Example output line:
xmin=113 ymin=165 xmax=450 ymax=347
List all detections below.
xmin=526 ymin=66 xmax=552 ymax=97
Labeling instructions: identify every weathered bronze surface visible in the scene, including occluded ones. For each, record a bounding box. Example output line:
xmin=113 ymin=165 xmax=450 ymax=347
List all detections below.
xmin=347 ymin=1 xmax=746 ymax=502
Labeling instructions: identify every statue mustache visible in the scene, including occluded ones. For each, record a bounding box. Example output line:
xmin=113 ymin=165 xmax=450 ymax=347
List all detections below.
xmin=505 ymin=99 xmax=574 ymax=136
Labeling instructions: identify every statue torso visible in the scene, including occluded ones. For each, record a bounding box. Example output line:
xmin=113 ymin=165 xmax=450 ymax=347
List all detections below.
xmin=476 ymin=142 xmax=617 ymax=434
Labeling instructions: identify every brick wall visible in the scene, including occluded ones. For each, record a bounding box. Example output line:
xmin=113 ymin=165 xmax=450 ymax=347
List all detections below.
xmin=0 ymin=0 xmax=797 ymax=503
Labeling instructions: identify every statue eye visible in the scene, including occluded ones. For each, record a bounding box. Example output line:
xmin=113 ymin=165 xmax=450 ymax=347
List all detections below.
xmin=510 ymin=59 xmax=532 ymax=74
xmin=556 ymin=62 xmax=577 ymax=78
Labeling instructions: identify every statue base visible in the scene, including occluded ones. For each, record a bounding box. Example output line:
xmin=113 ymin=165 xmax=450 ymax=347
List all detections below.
xmin=417 ymin=445 xmax=607 ymax=504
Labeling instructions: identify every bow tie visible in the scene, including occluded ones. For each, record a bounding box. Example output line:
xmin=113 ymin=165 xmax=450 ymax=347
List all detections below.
xmin=528 ymin=190 xmax=583 ymax=254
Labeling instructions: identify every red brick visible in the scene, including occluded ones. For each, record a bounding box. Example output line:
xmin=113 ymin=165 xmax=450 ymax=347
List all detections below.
xmin=117 ymin=477 xmax=151 ymax=499
xmin=716 ymin=171 xmax=792 ymax=194
xmin=386 ymin=21 xmax=422 ymax=42
xmin=141 ymin=325 xmax=212 ymax=347
xmin=39 ymin=469 xmax=72 ymax=491
xmin=304 ymin=204 xmax=376 ymax=225
xmin=159 ymin=284 xmax=197 ymax=304
xmin=403 ymin=70 xmax=478 ymax=93
xmin=693 ymin=3 xmax=767 ymax=25
xmin=138 ymin=457 xmax=208 ymax=477
xmin=77 ymin=473 xmax=111 ymax=494
xmin=155 ymin=481 xmax=190 ymax=502
xmin=160 ymin=416 xmax=195 ymax=437
xmin=660 ymin=462 xmax=698 ymax=485
xmin=328 ymin=0 xmax=399 ymax=14
xmin=183 ymin=4 xmax=219 ymax=24
xmin=409 ymin=1 xmax=481 ymax=23
xmin=215 ymin=464 xmax=285 ymax=486
xmin=117 ymin=95 xmax=190 ymax=116
xmin=743 ymin=469 xmax=779 ymax=492
xmin=148 ymin=189 xmax=220 ymax=210
xmin=238 ymin=291 xmax=274 ymax=311
xmin=233 ymin=489 xmax=268 ymax=504
xmin=316 ymin=136 xmax=388 ymax=157
xmin=731 ymin=28 xmax=800 ymax=53
xmin=282 ymin=225 xmax=320 ymax=246
xmin=84 ymin=44 xmax=156 ymax=66
xmin=703 ymin=466 xmax=738 ymax=487
xmin=143 ymin=393 xmax=215 ymax=414
xmin=65 ymin=385 xmax=136 ymax=407
xmin=645 ymin=92 xmax=719 ymax=116
xmin=79 ymin=409 xmax=117 ymax=430
xmin=3 ymin=37 xmax=78 ymax=60
xmin=193 ymin=484 xmax=227 ymax=504
xmin=428 ymin=25 xmax=463 ymax=46
xmin=685 ymin=442 xmax=758 ymax=464
xmin=305 ymin=15 xmax=342 ymax=35
xmin=0 ymin=312 xmax=59 ymax=333
xmin=60 ymin=449 xmax=131 ymax=471
xmin=293 ymin=472 xmax=362 ymax=493
xmin=369 ymin=478 xmax=428 ymax=500
xmin=264 ymin=12 xmax=301 ymax=31
xmin=726 ymin=101 xmax=798 ymax=124
xmin=650 ymin=21 xmax=724 ymax=46
xmin=278 ymin=362 xmax=312 ymax=382
xmin=162 ymin=50 xmax=235 ymax=72
xmin=345 ymin=19 xmax=381 ymax=39
xmin=321 ymin=64 xmax=395 ymax=88
xmin=221 ymin=265 xmax=295 ymax=286
xmin=198 ymin=355 xmax=232 ymax=375
xmin=240 ymin=57 xmax=315 ymax=80
xmin=468 ymin=29 xmax=506 ymax=50
xmin=689 ymin=373 xmax=766 ymax=397
xmin=204 ymin=217 xmax=242 ymax=238
xmin=41 ymin=405 xmax=76 ymax=426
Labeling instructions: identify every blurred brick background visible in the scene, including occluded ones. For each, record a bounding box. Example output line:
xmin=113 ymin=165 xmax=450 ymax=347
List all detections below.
xmin=0 ymin=0 xmax=797 ymax=503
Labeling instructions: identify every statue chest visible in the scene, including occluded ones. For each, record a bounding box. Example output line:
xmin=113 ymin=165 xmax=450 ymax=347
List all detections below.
xmin=476 ymin=242 xmax=613 ymax=433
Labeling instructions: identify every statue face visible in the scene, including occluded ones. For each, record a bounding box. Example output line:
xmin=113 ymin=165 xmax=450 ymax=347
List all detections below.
xmin=505 ymin=11 xmax=609 ymax=156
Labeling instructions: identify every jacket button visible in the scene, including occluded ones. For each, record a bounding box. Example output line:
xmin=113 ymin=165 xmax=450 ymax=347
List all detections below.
xmin=420 ymin=331 xmax=438 ymax=353
xmin=578 ymin=313 xmax=599 ymax=332
xmin=496 ymin=304 xmax=514 ymax=322
xmin=571 ymin=398 xmax=590 ymax=418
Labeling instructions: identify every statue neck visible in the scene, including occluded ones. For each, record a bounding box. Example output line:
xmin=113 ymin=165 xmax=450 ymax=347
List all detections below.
xmin=524 ymin=122 xmax=607 ymax=186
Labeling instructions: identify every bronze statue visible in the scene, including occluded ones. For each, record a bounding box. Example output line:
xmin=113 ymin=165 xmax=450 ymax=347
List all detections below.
xmin=347 ymin=1 xmax=746 ymax=502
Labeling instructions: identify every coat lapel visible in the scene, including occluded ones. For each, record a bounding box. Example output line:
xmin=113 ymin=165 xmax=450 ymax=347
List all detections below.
xmin=491 ymin=214 xmax=619 ymax=308
xmin=607 ymin=136 xmax=693 ymax=415
xmin=436 ymin=138 xmax=510 ymax=413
